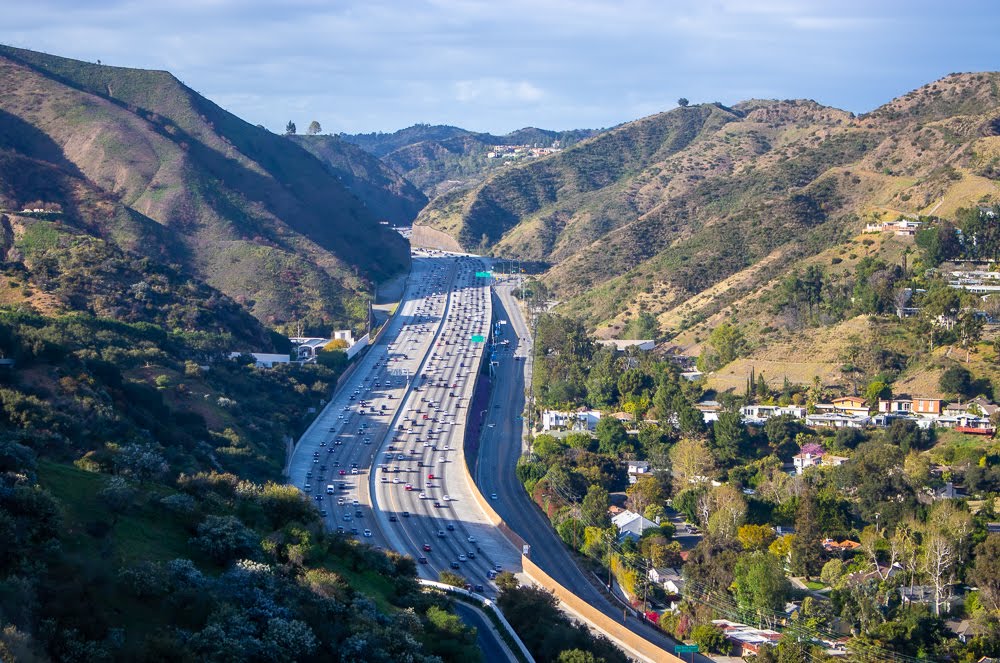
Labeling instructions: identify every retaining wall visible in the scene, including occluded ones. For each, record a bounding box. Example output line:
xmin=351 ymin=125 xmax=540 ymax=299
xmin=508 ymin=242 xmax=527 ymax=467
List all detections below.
xmin=520 ymin=556 xmax=683 ymax=663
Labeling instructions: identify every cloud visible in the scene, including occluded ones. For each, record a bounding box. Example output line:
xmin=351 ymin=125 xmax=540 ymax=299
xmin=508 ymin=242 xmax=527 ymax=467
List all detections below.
xmin=454 ymin=78 xmax=545 ymax=104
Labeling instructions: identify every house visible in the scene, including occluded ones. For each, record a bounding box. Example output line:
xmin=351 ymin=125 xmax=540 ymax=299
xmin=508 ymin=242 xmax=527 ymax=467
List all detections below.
xmin=696 ymin=400 xmax=722 ymax=423
xmin=610 ymin=412 xmax=634 ymax=424
xmin=805 ymin=413 xmax=869 ymax=429
xmin=595 ymin=339 xmax=656 ymax=352
xmin=944 ymin=396 xmax=1000 ymax=418
xmin=776 ymin=525 xmax=795 ymax=536
xmin=711 ymin=620 xmax=781 ymax=656
xmin=625 ymin=460 xmax=650 ymax=484
xmin=647 ymin=567 xmax=684 ymax=595
xmin=740 ymin=404 xmax=807 ymax=423
xmin=541 ymin=409 xmax=601 ymax=431
xmin=936 ymin=414 xmax=995 ymax=436
xmin=822 ymin=538 xmax=861 ymax=554
xmin=877 ymin=396 xmax=943 ymax=418
xmin=793 ymin=452 xmax=823 ymax=474
xmin=899 ymin=584 xmax=960 ymax=611
xmin=611 ymin=510 xmax=658 ymax=541
xmin=228 ymin=352 xmax=291 ymax=368
xmin=815 ymin=396 xmax=869 ymax=416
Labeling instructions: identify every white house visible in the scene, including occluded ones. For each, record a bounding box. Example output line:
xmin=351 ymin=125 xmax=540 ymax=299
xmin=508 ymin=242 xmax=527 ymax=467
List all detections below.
xmin=805 ymin=413 xmax=870 ymax=429
xmin=740 ymin=404 xmax=807 ymax=424
xmin=696 ymin=400 xmax=722 ymax=423
xmin=611 ymin=510 xmax=657 ymax=541
xmin=792 ymin=452 xmax=822 ymax=475
xmin=540 ymin=409 xmax=601 ymax=431
xmin=228 ymin=352 xmax=291 ymax=368
xmin=625 ymin=460 xmax=650 ymax=484
xmin=648 ymin=567 xmax=684 ymax=595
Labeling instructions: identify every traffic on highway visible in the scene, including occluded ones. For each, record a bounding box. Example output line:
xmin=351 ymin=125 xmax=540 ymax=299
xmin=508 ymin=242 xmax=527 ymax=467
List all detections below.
xmin=288 ymin=249 xmax=519 ymax=596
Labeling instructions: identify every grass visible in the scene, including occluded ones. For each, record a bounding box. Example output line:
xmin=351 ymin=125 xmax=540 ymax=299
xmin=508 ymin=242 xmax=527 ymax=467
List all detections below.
xmin=322 ymin=555 xmax=397 ymax=613
xmin=804 ymin=580 xmax=828 ymax=591
xmin=37 ymin=460 xmax=194 ymax=564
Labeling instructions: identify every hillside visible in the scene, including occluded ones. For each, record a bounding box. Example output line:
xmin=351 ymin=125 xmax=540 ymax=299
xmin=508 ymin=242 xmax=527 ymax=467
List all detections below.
xmin=342 ymin=123 xmax=601 ymax=197
xmin=0 ymin=44 xmax=410 ymax=334
xmin=288 ymin=133 xmax=427 ymax=225
xmin=415 ymin=75 xmax=1000 ymax=341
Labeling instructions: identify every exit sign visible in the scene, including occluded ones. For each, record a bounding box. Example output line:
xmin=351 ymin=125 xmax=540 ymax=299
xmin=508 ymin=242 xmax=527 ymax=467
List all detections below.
xmin=471 ymin=335 xmax=485 ymax=343
xmin=475 ymin=271 xmax=492 ymax=278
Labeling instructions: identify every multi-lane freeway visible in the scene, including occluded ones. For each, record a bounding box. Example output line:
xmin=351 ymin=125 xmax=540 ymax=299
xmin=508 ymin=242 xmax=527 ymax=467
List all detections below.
xmin=288 ymin=249 xmax=520 ymax=598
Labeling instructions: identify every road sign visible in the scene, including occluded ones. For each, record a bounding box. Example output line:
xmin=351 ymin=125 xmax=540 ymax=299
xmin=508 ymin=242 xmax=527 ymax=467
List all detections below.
xmin=475 ymin=271 xmax=492 ymax=278
xmin=674 ymin=645 xmax=699 ymax=654
xmin=471 ymin=335 xmax=485 ymax=343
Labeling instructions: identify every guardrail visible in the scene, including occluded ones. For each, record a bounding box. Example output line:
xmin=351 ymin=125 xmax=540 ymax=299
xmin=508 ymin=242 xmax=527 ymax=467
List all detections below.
xmin=418 ymin=579 xmax=535 ymax=663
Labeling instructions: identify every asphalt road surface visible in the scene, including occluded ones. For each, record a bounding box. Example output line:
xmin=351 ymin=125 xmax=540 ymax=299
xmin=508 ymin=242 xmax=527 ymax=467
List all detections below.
xmin=474 ymin=278 xmax=694 ymax=659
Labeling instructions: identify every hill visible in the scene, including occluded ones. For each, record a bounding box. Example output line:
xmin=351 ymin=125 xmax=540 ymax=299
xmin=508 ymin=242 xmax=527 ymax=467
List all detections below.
xmin=415 ymin=75 xmax=1000 ymax=340
xmin=0 ymin=44 xmax=410 ymax=335
xmin=341 ymin=124 xmax=601 ymax=197
xmin=288 ymin=133 xmax=428 ymax=225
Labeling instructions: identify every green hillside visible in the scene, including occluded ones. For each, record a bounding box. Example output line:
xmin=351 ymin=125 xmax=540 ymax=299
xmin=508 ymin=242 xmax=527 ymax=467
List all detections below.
xmin=416 ymin=75 xmax=1000 ymax=336
xmin=0 ymin=44 xmax=410 ymax=334
xmin=288 ymin=133 xmax=427 ymax=225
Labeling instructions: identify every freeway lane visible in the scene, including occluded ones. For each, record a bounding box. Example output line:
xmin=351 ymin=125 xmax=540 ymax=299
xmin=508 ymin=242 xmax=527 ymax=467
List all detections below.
xmin=475 ymin=278 xmax=689 ymax=658
xmin=290 ymin=249 xmax=521 ymax=599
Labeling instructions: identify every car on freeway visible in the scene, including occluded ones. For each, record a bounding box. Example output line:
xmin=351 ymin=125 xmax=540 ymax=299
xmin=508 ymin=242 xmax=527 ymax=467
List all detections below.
xmin=418 ymin=556 xmax=428 ymax=564
xmin=422 ymin=543 xmax=432 ymax=551
xmin=446 ymin=524 xmax=455 ymax=531
xmin=450 ymin=562 xmax=460 ymax=570
xmin=490 ymin=493 xmax=498 ymax=500
xmin=458 ymin=554 xmax=467 ymax=562
xmin=363 ymin=529 xmax=372 ymax=537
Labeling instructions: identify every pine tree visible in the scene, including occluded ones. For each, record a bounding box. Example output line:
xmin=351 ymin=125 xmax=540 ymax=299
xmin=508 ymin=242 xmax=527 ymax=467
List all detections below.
xmin=790 ymin=489 xmax=823 ymax=579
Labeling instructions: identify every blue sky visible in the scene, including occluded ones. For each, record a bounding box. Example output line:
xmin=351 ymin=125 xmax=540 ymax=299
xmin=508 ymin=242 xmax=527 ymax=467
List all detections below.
xmin=3 ymin=0 xmax=999 ymax=134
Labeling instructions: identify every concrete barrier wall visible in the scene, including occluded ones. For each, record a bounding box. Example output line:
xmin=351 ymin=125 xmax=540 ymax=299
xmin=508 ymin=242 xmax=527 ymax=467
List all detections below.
xmin=520 ymin=556 xmax=683 ymax=663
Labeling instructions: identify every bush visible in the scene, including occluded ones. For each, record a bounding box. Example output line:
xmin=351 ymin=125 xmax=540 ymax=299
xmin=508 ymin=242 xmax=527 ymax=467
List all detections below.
xmin=690 ymin=623 xmax=727 ymax=654
xmin=189 ymin=515 xmax=258 ymax=564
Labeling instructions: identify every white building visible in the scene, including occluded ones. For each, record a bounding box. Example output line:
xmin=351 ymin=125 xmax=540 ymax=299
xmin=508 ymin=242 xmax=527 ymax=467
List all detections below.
xmin=540 ymin=409 xmax=601 ymax=431
xmin=228 ymin=352 xmax=291 ymax=368
xmin=611 ymin=510 xmax=658 ymax=541
xmin=625 ymin=460 xmax=650 ymax=484
xmin=740 ymin=404 xmax=807 ymax=424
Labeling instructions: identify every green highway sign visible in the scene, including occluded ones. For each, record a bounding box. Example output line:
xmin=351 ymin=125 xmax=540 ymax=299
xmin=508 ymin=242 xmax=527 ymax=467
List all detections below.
xmin=475 ymin=271 xmax=492 ymax=278
xmin=471 ymin=335 xmax=486 ymax=343
xmin=674 ymin=645 xmax=699 ymax=654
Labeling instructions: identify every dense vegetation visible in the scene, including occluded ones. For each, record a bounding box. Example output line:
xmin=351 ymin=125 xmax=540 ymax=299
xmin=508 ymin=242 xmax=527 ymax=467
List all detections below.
xmin=521 ymin=312 xmax=1000 ymax=661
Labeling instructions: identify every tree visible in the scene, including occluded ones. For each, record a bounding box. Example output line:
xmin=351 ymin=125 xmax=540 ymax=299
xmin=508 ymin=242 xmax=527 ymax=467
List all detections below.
xmin=710 ymin=407 xmax=744 ymax=465
xmin=790 ymin=489 xmax=823 ymax=579
xmin=558 ymin=649 xmax=599 ymax=663
xmin=689 ymin=623 xmax=726 ymax=653
xmin=189 ymin=515 xmax=258 ymax=563
xmin=697 ymin=323 xmax=746 ymax=371
xmin=958 ymin=310 xmax=984 ymax=362
xmin=939 ymin=365 xmax=974 ymax=398
xmin=285 ymin=120 xmax=296 ymax=135
xmin=677 ymin=98 xmax=690 ymax=107
xmin=626 ymin=476 xmax=663 ymax=518
xmin=306 ymin=120 xmax=322 ymax=135
xmin=669 ymin=437 xmax=715 ymax=492
xmin=921 ymin=528 xmax=955 ymax=616
xmin=116 ymin=443 xmax=167 ymax=482
xmin=970 ymin=536 xmax=1000 ymax=612
xmin=733 ymin=551 xmax=791 ymax=627
xmin=596 ymin=416 xmax=631 ymax=455
xmin=98 ymin=476 xmax=138 ymax=525
xmin=705 ymin=484 xmax=747 ymax=540
xmin=737 ymin=524 xmax=776 ymax=552
xmin=581 ymin=484 xmax=611 ymax=528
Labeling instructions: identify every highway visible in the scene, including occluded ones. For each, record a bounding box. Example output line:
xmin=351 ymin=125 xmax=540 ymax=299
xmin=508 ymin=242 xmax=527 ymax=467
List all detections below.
xmin=289 ymin=249 xmax=521 ymax=599
xmin=475 ymin=276 xmax=692 ymax=658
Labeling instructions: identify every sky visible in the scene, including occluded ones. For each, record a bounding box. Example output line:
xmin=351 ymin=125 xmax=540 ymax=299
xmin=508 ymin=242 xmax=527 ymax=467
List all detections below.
xmin=3 ymin=0 xmax=1000 ymax=135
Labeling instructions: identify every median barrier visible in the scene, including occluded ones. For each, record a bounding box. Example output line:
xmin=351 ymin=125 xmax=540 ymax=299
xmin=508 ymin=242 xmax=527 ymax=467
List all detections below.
xmin=520 ymin=556 xmax=683 ymax=663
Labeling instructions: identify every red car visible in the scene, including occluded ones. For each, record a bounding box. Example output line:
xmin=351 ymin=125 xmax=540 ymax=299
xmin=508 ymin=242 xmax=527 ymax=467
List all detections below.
xmin=427 ymin=473 xmax=436 ymax=480
xmin=422 ymin=543 xmax=432 ymax=551
xmin=338 ymin=469 xmax=347 ymax=475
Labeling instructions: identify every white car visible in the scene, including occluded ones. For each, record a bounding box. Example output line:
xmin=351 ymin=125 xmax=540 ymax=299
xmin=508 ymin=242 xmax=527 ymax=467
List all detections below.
xmin=418 ymin=492 xmax=427 ymax=499
xmin=468 ymin=535 xmax=476 ymax=543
